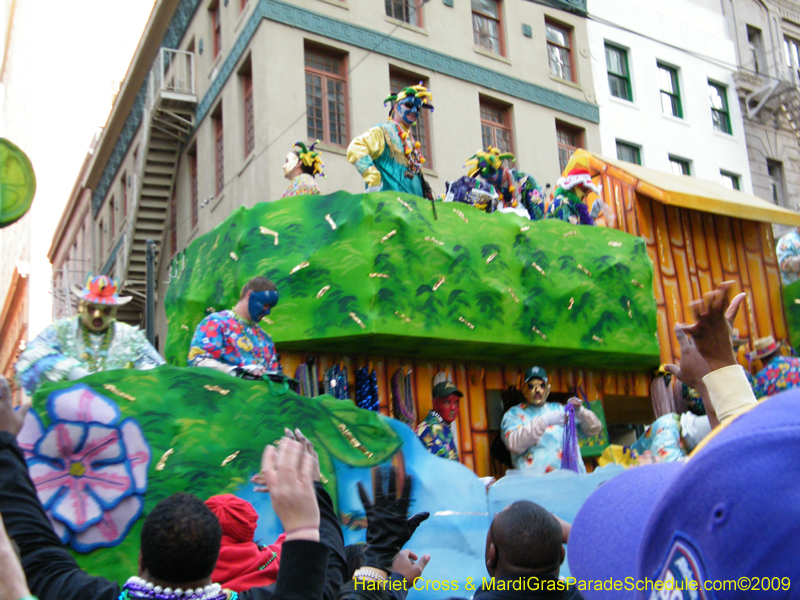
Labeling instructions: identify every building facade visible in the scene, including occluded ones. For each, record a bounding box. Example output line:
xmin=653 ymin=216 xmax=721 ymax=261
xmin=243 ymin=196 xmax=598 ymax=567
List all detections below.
xmin=721 ymin=0 xmax=800 ymax=236
xmin=586 ymin=0 xmax=753 ymax=192
xmin=61 ymin=0 xmax=602 ymax=348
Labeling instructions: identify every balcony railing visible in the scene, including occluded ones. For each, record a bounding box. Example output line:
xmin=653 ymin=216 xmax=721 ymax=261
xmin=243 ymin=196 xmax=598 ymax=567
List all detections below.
xmin=146 ymin=48 xmax=195 ymax=113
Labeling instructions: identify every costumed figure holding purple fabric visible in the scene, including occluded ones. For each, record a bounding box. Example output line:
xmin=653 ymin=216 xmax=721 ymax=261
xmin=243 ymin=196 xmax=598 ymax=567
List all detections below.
xmin=281 ymin=141 xmax=324 ymax=198
xmin=462 ymin=146 xmax=546 ymax=219
xmin=188 ymin=276 xmax=282 ymax=377
xmin=346 ymin=83 xmax=433 ymax=198
xmin=547 ymin=166 xmax=611 ymax=226
xmin=501 ymin=366 xmax=601 ymax=475
xmin=15 ymin=275 xmax=164 ymax=396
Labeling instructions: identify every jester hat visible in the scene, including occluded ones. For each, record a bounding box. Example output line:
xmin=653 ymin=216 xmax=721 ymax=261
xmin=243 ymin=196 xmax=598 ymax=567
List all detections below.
xmin=465 ymin=146 xmax=515 ymax=179
xmin=292 ymin=140 xmax=325 ymax=177
xmin=384 ymin=83 xmax=434 ymax=113
xmin=71 ymin=274 xmax=132 ymax=306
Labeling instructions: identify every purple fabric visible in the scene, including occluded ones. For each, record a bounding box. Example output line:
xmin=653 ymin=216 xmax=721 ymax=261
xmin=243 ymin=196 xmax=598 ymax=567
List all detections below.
xmin=561 ymin=404 xmax=581 ymax=473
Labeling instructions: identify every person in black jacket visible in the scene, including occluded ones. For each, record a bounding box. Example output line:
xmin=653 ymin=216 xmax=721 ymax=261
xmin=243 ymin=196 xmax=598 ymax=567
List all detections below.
xmin=0 ymin=375 xmax=347 ymax=600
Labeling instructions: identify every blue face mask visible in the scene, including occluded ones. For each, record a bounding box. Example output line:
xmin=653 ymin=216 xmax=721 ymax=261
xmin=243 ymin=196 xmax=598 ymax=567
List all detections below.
xmin=248 ymin=290 xmax=279 ymax=322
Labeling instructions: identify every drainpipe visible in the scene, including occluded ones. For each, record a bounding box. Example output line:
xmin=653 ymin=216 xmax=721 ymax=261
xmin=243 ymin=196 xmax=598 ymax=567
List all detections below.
xmin=145 ymin=239 xmax=156 ymax=344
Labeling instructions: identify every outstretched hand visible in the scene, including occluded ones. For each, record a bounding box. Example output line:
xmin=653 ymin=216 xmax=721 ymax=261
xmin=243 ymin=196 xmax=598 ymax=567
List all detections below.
xmin=664 ymin=328 xmax=711 ymax=391
xmin=260 ymin=438 xmax=320 ymax=541
xmin=0 ymin=377 xmax=29 ymax=437
xmin=673 ymin=282 xmax=745 ymax=372
xmin=357 ymin=467 xmax=429 ymax=573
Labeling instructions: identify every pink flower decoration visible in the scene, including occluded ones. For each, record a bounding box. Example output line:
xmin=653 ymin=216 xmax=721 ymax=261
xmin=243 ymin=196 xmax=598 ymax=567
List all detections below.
xmin=17 ymin=384 xmax=151 ymax=552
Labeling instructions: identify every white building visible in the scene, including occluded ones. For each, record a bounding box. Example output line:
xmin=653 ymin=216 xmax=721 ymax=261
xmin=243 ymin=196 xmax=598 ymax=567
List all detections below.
xmin=586 ymin=0 xmax=753 ymax=193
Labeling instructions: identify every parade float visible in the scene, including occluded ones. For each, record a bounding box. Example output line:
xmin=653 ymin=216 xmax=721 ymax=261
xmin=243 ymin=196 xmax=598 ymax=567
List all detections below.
xmin=21 ymin=150 xmax=800 ymax=592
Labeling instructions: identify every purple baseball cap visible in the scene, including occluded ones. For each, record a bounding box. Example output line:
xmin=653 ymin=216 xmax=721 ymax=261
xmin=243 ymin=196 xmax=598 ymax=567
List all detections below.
xmin=568 ymin=391 xmax=800 ymax=599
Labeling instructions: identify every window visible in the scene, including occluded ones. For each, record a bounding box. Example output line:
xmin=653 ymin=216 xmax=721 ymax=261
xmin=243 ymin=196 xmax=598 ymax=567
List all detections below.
xmin=305 ymin=45 xmax=349 ymax=146
xmin=390 ymin=69 xmax=433 ymax=167
xmin=768 ymin=160 xmax=785 ymax=205
xmin=658 ymin=63 xmax=682 ymax=118
xmin=110 ymin=196 xmax=115 ymax=236
xmin=98 ymin=219 xmax=104 ymax=260
xmin=546 ymin=20 xmax=574 ymax=82
xmin=240 ymin=59 xmax=254 ymax=157
xmin=605 ymin=43 xmax=631 ymax=101
xmin=720 ymin=171 xmax=740 ymax=190
xmin=786 ymin=36 xmax=800 ymax=82
xmin=120 ymin=172 xmax=127 ymax=217
xmin=189 ymin=147 xmax=199 ymax=230
xmin=669 ymin=155 xmax=691 ymax=176
xmin=210 ymin=1 xmax=221 ymax=59
xmin=386 ymin=0 xmax=421 ymax=27
xmin=616 ymin=140 xmax=641 ymax=165
xmin=708 ymin=81 xmax=731 ymax=134
xmin=213 ymin=105 xmax=224 ymax=195
xmin=747 ymin=26 xmax=764 ymax=74
xmin=480 ymin=98 xmax=514 ymax=154
xmin=556 ymin=121 xmax=584 ymax=173
xmin=472 ymin=0 xmax=503 ymax=56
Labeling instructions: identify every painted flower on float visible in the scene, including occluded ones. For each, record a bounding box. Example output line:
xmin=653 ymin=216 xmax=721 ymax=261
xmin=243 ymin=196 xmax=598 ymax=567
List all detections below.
xmin=16 ymin=384 xmax=151 ymax=552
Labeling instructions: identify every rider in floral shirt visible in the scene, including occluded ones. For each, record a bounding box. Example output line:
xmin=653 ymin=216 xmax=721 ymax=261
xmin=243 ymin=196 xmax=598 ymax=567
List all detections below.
xmin=188 ymin=277 xmax=282 ymax=376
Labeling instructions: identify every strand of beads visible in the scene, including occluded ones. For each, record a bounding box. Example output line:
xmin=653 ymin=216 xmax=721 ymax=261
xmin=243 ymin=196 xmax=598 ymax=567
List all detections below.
xmin=394 ymin=123 xmax=426 ymax=175
xmin=121 ymin=577 xmax=229 ymax=600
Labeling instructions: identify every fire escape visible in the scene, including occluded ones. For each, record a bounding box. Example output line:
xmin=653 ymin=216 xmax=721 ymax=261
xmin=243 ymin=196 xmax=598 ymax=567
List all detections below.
xmin=117 ymin=48 xmax=196 ymax=322
xmin=734 ymin=49 xmax=800 ymax=152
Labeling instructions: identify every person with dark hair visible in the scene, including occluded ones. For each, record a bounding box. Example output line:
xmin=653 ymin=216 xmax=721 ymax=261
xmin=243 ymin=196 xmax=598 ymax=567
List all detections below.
xmin=480 ymin=500 xmax=581 ymax=599
xmin=140 ymin=493 xmax=224 ymax=585
xmin=188 ymin=276 xmax=282 ymax=377
xmin=282 ymin=141 xmax=324 ymax=198
xmin=0 ymin=375 xmax=346 ymax=600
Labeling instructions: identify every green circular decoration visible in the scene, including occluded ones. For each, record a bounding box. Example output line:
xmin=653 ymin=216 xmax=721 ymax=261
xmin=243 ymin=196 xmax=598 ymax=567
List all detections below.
xmin=0 ymin=137 xmax=36 ymax=228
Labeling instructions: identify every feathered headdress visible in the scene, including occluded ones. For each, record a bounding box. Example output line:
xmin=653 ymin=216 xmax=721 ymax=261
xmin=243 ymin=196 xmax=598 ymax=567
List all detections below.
xmin=465 ymin=146 xmax=515 ymax=179
xmin=384 ymin=83 xmax=434 ymax=111
xmin=293 ymin=140 xmax=325 ymax=177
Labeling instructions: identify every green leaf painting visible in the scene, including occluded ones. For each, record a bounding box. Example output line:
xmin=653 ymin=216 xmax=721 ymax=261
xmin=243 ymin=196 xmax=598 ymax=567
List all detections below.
xmin=31 ymin=366 xmax=400 ymax=584
xmin=784 ymin=279 xmax=800 ymax=350
xmin=165 ymin=192 xmax=659 ymax=370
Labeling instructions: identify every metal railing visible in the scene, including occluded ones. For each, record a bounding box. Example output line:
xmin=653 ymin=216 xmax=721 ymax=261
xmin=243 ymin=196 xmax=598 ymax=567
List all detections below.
xmin=147 ymin=48 xmax=195 ymax=112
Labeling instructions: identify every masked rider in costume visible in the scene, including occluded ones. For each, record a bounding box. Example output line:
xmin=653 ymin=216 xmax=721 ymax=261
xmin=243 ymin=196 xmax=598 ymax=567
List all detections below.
xmin=15 ymin=275 xmax=164 ymax=395
xmin=281 ymin=141 xmax=324 ymax=198
xmin=465 ymin=147 xmax=546 ymax=219
xmin=501 ymin=366 xmax=602 ymax=474
xmin=347 ymin=84 xmax=433 ymax=198
xmin=188 ymin=276 xmax=282 ymax=377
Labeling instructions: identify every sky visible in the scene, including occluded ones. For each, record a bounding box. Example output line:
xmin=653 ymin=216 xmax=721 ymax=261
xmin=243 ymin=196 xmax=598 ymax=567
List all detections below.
xmin=1 ymin=0 xmax=156 ymax=336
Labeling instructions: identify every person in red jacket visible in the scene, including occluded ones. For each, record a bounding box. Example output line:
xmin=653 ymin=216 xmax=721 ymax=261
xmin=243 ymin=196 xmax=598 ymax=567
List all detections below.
xmin=205 ymin=494 xmax=285 ymax=592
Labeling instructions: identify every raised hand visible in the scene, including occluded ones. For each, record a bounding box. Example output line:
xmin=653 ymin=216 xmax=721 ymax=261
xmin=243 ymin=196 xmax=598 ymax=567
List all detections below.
xmin=357 ymin=467 xmax=429 ymax=573
xmin=260 ymin=438 xmax=320 ymax=541
xmin=0 ymin=377 xmax=29 ymax=437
